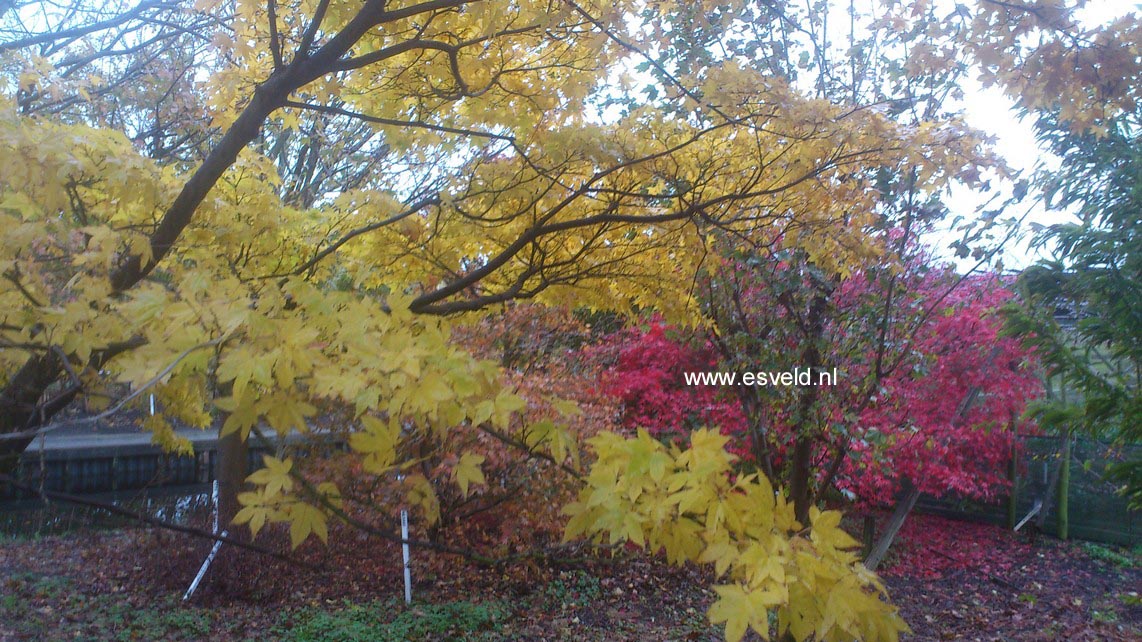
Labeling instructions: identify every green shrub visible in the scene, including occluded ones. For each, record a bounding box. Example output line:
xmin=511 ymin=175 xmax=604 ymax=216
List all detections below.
xmin=543 ymin=570 xmax=602 ymax=611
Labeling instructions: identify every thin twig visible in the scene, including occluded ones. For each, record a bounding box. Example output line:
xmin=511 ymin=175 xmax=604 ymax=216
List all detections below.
xmin=0 ymin=474 xmax=321 ymax=570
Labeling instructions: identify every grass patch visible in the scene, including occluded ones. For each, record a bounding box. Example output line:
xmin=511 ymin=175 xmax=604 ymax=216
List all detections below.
xmin=1079 ymin=542 xmax=1139 ymax=569
xmin=275 ymin=598 xmax=509 ymax=642
xmin=1092 ymin=607 xmax=1120 ymax=624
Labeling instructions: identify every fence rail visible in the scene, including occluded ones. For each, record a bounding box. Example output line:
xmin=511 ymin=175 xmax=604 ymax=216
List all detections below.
xmin=1 ymin=429 xmax=343 ymax=502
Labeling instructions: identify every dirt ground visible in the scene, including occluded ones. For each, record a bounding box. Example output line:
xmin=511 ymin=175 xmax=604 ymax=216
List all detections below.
xmin=1 ymin=513 xmax=1138 ymax=641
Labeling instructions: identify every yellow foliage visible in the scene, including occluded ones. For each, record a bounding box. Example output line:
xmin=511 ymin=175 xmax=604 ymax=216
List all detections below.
xmin=564 ymin=429 xmax=908 ymax=642
xmin=9 ymin=0 xmax=1126 ymax=632
xmin=406 ymin=473 xmax=441 ymax=527
xmin=234 ymin=468 xmax=341 ymax=545
xmin=452 ymin=452 xmax=486 ymax=498
xmin=144 ymin=415 xmax=193 ymax=457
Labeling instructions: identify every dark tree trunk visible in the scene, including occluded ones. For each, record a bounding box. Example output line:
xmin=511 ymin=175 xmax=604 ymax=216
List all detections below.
xmin=0 ymin=339 xmax=144 ymax=474
xmin=864 ymin=482 xmax=921 ymax=571
xmin=216 ymin=429 xmax=249 ymax=525
xmin=862 ymin=513 xmax=876 ymax=558
xmin=789 ymin=436 xmax=815 ymax=525
xmin=0 ymin=352 xmax=66 ymax=472
xmin=789 ymin=291 xmax=829 ymax=525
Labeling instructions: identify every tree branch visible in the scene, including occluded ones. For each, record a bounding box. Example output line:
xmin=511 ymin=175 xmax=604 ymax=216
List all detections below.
xmin=0 ymin=474 xmax=320 ymax=570
xmin=0 ymin=0 xmax=170 ymax=51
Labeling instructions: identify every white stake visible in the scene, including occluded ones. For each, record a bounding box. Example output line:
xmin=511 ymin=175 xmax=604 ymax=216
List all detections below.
xmin=401 ymin=507 xmax=412 ymax=604
xmin=1014 ymin=498 xmax=1043 ymax=532
xmin=184 ymin=480 xmax=225 ymax=601
xmin=396 ymin=471 xmax=412 ymax=604
xmin=212 ymin=478 xmax=219 ymax=534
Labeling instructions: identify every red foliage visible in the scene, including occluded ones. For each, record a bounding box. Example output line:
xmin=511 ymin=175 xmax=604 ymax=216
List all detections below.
xmin=597 ymin=261 xmax=1041 ymax=509
xmin=596 ymin=322 xmax=744 ymax=443
xmin=839 ymin=274 xmax=1042 ymax=506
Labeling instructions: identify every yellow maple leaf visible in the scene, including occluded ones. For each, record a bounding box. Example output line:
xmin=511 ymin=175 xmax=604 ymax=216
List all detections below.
xmin=452 ymin=452 xmax=486 ymax=497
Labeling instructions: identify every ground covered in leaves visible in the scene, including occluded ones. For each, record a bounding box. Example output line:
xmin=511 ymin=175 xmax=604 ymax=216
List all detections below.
xmin=0 ymin=514 xmax=1138 ymax=641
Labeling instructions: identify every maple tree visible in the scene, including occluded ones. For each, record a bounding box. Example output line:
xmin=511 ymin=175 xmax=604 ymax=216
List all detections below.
xmin=601 ymin=239 xmax=1041 ymax=568
xmin=0 ymin=1 xmax=1137 ymax=640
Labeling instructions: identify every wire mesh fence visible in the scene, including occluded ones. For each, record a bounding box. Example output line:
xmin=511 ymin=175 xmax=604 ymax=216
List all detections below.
xmin=917 ymin=435 xmax=1139 ymax=546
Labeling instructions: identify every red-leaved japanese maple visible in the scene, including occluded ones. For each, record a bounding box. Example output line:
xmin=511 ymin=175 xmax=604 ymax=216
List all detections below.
xmin=598 ymin=241 xmax=1041 ymax=562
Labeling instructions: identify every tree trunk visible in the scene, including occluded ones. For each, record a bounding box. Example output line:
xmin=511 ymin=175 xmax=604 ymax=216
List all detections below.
xmin=862 ymin=513 xmax=876 ymax=559
xmin=0 ymin=352 xmax=69 ymax=470
xmin=789 ymin=291 xmax=829 ymax=524
xmin=864 ymin=482 xmax=920 ymax=571
xmin=789 ymin=436 xmax=814 ymax=525
xmin=216 ymin=430 xmax=249 ymax=525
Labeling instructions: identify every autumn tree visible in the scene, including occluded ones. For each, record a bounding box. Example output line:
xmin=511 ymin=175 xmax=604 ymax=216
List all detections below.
xmin=0 ymin=0 xmax=984 ymax=638
xmin=601 ymin=240 xmax=1041 ymax=569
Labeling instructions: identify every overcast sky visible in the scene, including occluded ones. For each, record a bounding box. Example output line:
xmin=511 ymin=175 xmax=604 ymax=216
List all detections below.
xmin=934 ymin=1 xmax=1138 ymax=273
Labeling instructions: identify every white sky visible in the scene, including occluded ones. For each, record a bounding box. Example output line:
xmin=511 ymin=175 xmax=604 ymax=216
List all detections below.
xmin=934 ymin=1 xmax=1139 ymax=273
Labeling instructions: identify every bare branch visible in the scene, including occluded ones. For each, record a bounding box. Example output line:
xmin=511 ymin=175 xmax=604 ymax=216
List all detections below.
xmin=282 ymin=99 xmax=514 ymax=142
xmin=0 ymin=0 xmax=171 ymax=51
